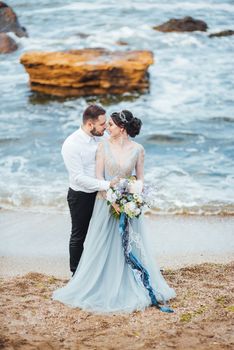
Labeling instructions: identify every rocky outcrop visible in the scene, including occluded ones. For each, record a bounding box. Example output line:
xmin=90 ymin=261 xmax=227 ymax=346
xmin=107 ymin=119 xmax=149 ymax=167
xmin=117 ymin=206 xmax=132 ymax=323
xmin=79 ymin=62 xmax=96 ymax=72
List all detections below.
xmin=153 ymin=16 xmax=208 ymax=33
xmin=0 ymin=32 xmax=17 ymax=53
xmin=20 ymin=48 xmax=154 ymax=97
xmin=116 ymin=40 xmax=128 ymax=46
xmin=0 ymin=1 xmax=27 ymax=37
xmin=209 ymin=30 xmax=234 ymax=38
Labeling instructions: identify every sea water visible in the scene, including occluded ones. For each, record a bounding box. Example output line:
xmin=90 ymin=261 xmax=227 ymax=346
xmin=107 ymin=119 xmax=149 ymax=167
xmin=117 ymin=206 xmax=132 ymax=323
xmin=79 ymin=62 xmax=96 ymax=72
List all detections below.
xmin=0 ymin=0 xmax=233 ymax=214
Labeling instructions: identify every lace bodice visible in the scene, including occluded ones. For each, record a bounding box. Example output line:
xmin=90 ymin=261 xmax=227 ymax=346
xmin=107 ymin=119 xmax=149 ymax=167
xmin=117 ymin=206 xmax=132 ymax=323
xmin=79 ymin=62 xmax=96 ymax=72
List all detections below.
xmin=96 ymin=140 xmax=145 ymax=181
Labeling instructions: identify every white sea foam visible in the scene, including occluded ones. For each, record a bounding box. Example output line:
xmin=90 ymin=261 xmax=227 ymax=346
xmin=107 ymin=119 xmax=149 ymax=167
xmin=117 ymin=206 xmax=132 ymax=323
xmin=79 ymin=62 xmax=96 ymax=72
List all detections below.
xmin=24 ymin=1 xmax=234 ymax=14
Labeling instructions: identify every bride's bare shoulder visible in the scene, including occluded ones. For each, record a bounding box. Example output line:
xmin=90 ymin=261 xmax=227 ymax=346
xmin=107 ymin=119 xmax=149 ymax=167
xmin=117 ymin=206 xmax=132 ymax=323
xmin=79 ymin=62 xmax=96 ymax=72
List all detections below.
xmin=131 ymin=141 xmax=144 ymax=151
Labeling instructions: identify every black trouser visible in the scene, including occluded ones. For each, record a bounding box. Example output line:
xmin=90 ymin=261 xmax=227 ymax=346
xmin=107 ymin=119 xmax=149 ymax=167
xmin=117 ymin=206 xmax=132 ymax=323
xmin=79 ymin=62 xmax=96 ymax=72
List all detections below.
xmin=67 ymin=188 xmax=97 ymax=274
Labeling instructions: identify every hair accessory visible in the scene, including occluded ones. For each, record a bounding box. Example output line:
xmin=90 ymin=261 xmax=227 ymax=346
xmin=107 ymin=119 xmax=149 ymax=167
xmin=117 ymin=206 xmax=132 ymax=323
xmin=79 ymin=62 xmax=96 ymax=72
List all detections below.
xmin=119 ymin=111 xmax=128 ymax=124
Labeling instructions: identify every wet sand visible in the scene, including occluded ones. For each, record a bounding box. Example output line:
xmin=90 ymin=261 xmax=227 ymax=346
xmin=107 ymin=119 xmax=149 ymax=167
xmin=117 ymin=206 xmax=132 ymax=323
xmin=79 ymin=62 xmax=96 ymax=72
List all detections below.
xmin=0 ymin=210 xmax=234 ymax=349
xmin=0 ymin=210 xmax=233 ymax=277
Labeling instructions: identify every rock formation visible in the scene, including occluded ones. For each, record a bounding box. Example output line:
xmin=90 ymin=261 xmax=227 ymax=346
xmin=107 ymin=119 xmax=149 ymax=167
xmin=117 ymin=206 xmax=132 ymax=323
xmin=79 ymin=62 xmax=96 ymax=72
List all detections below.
xmin=0 ymin=1 xmax=28 ymax=37
xmin=0 ymin=1 xmax=28 ymax=53
xmin=153 ymin=16 xmax=208 ymax=33
xmin=209 ymin=30 xmax=234 ymax=38
xmin=0 ymin=32 xmax=17 ymax=53
xmin=20 ymin=48 xmax=154 ymax=97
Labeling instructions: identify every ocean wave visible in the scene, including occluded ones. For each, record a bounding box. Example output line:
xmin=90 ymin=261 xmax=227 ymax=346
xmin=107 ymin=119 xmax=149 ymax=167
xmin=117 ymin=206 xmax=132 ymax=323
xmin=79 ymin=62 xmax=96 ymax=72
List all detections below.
xmin=1 ymin=197 xmax=233 ymax=216
xmin=144 ymin=132 xmax=203 ymax=144
xmin=0 ymin=137 xmax=21 ymax=145
xmin=150 ymin=204 xmax=234 ymax=216
xmin=22 ymin=1 xmax=234 ymax=15
xmin=210 ymin=116 xmax=234 ymax=123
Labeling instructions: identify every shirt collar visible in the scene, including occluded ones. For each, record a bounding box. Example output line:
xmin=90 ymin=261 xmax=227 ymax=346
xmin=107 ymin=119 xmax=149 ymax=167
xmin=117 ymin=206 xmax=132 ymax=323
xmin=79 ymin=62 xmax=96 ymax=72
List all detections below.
xmin=78 ymin=127 xmax=96 ymax=143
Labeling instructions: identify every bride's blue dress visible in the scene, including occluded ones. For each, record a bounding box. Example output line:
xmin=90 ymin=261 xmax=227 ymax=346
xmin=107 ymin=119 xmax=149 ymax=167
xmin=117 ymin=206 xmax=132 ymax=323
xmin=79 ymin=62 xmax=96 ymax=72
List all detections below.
xmin=53 ymin=141 xmax=176 ymax=313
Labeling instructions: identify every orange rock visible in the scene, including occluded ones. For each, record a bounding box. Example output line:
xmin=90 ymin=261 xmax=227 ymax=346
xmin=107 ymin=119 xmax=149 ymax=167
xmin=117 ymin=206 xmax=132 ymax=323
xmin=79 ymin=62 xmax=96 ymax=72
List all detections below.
xmin=20 ymin=48 xmax=154 ymax=97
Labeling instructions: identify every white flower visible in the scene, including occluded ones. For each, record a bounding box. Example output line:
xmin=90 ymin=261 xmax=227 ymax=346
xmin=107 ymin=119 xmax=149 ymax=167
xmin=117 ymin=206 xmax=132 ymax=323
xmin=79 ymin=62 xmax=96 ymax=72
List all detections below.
xmin=129 ymin=202 xmax=137 ymax=211
xmin=115 ymin=190 xmax=121 ymax=199
xmin=134 ymin=208 xmax=141 ymax=216
xmin=106 ymin=188 xmax=117 ymax=203
xmin=123 ymin=201 xmax=138 ymax=217
xmin=112 ymin=193 xmax=118 ymax=202
xmin=128 ymin=180 xmax=143 ymax=194
xmin=123 ymin=202 xmax=131 ymax=211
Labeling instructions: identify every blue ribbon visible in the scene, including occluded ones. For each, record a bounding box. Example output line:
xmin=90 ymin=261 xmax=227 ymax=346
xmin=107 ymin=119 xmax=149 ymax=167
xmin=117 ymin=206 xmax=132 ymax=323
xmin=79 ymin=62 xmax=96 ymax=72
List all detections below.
xmin=119 ymin=213 xmax=174 ymax=313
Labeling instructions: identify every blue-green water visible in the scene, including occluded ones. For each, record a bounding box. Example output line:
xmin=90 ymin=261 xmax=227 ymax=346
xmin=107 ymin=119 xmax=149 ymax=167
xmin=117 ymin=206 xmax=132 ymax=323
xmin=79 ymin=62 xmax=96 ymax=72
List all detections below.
xmin=0 ymin=0 xmax=233 ymax=214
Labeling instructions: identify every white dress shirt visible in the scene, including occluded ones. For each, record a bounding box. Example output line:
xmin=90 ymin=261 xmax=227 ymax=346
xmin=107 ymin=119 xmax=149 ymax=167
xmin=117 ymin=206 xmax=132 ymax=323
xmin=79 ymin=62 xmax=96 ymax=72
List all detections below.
xmin=61 ymin=127 xmax=110 ymax=192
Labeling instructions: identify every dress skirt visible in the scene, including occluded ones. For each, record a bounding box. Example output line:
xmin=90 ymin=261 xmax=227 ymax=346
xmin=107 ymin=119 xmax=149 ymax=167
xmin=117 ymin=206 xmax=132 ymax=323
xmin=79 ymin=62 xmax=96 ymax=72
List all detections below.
xmin=52 ymin=197 xmax=176 ymax=314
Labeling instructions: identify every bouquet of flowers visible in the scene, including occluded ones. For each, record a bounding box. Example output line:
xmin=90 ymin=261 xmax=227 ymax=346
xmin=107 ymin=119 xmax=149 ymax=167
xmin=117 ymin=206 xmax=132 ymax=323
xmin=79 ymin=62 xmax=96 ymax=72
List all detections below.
xmin=106 ymin=176 xmax=154 ymax=219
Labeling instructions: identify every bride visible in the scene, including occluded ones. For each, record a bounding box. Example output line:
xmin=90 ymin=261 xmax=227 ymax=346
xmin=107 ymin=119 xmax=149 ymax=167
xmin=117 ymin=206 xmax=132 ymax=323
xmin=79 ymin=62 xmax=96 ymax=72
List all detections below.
xmin=53 ymin=110 xmax=176 ymax=313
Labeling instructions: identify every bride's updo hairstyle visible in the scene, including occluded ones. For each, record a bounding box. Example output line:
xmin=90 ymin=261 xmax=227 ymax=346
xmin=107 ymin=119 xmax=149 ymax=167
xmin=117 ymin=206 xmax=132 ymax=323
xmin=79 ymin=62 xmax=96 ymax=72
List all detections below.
xmin=110 ymin=110 xmax=142 ymax=138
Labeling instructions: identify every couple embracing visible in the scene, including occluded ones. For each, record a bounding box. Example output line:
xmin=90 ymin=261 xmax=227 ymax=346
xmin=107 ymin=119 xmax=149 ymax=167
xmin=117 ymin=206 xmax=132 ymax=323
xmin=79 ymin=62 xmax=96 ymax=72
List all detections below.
xmin=53 ymin=104 xmax=176 ymax=313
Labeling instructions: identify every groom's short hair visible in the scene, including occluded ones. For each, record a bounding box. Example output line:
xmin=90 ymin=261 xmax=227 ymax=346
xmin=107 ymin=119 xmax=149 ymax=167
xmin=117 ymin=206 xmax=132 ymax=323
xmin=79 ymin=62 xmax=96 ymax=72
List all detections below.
xmin=83 ymin=104 xmax=106 ymax=123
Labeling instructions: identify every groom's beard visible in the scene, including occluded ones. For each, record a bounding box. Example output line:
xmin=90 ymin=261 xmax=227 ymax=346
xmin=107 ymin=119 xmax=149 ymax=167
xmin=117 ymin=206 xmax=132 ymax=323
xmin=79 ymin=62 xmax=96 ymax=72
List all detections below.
xmin=90 ymin=127 xmax=105 ymax=137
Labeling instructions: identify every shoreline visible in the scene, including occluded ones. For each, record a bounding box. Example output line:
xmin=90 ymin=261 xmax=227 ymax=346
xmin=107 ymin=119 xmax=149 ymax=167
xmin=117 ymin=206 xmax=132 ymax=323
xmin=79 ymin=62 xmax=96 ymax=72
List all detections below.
xmin=1 ymin=254 xmax=233 ymax=279
xmin=1 ymin=206 xmax=234 ymax=216
xmin=0 ymin=209 xmax=233 ymax=278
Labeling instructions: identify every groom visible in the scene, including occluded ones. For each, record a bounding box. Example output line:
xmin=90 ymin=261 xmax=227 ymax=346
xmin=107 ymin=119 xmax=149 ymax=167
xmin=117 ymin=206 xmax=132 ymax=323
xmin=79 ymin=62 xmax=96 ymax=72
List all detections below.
xmin=62 ymin=104 xmax=113 ymax=276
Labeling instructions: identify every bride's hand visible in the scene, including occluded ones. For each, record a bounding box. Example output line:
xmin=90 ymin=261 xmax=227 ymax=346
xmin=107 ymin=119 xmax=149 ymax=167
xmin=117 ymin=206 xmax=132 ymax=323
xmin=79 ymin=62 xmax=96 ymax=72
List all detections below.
xmin=110 ymin=177 xmax=120 ymax=188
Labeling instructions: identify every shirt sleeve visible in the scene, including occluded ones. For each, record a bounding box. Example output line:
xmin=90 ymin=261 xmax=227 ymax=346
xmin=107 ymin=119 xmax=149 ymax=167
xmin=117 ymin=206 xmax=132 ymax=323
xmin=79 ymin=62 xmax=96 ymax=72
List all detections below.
xmin=96 ymin=142 xmax=105 ymax=180
xmin=62 ymin=142 xmax=110 ymax=192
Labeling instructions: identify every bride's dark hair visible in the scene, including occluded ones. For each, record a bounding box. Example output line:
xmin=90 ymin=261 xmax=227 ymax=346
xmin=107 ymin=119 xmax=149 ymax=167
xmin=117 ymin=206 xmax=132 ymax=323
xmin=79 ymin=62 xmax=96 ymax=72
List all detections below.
xmin=110 ymin=110 xmax=142 ymax=138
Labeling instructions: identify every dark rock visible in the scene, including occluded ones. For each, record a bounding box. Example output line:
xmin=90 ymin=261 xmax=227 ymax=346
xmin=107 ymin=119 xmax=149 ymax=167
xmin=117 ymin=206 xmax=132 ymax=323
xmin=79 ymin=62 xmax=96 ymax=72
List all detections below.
xmin=0 ymin=32 xmax=17 ymax=53
xmin=76 ymin=32 xmax=90 ymax=39
xmin=209 ymin=30 xmax=234 ymax=38
xmin=116 ymin=40 xmax=128 ymax=46
xmin=153 ymin=16 xmax=208 ymax=33
xmin=0 ymin=1 xmax=28 ymax=37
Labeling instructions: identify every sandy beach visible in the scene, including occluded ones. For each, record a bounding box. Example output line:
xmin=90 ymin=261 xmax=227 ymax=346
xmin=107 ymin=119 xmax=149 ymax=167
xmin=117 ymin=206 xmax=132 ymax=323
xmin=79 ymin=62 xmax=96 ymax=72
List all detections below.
xmin=1 ymin=263 xmax=233 ymax=349
xmin=0 ymin=209 xmax=234 ymax=349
